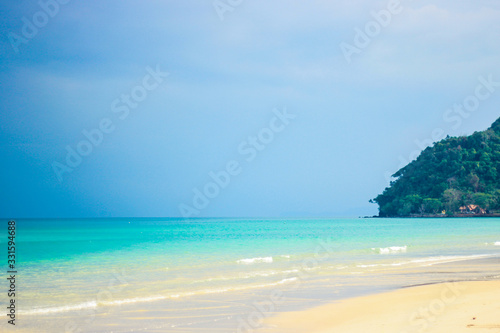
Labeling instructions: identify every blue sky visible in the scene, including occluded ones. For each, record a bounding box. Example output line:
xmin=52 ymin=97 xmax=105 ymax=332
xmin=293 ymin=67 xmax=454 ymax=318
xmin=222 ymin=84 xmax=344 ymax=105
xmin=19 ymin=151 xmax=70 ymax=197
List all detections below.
xmin=1 ymin=0 xmax=499 ymax=218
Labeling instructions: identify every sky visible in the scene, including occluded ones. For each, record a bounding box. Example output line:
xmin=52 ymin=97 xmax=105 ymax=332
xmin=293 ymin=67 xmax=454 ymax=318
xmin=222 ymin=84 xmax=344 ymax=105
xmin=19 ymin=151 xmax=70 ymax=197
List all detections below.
xmin=1 ymin=0 xmax=499 ymax=218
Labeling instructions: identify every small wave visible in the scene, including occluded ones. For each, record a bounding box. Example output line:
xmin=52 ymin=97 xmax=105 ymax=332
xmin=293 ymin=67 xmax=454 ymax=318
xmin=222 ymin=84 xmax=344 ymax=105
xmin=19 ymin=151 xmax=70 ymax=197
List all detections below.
xmin=356 ymin=254 xmax=495 ymax=270
xmin=21 ymin=301 xmax=98 ymax=315
xmin=372 ymin=246 xmax=407 ymax=254
xmin=413 ymin=254 xmax=494 ymax=266
xmin=335 ymin=265 xmax=347 ymax=270
xmin=237 ymin=257 xmax=273 ymax=264
xmin=495 ymin=242 xmax=500 ymax=246
xmin=21 ymin=278 xmax=299 ymax=316
xmin=356 ymin=264 xmax=380 ymax=268
xmin=193 ymin=269 xmax=299 ymax=283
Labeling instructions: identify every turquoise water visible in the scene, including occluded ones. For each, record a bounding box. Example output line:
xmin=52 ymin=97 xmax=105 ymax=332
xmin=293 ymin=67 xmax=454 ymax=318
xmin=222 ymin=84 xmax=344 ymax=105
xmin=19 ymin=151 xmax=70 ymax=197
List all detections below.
xmin=2 ymin=217 xmax=500 ymax=331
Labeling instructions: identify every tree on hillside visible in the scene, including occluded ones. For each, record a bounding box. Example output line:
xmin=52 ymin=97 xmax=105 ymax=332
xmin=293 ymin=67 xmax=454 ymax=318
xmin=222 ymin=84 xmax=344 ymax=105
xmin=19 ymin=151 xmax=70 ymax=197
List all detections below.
xmin=371 ymin=116 xmax=500 ymax=217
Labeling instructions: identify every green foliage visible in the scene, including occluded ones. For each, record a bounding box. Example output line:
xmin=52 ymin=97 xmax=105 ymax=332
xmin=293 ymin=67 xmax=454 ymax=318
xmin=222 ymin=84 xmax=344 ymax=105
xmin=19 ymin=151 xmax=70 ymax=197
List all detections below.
xmin=471 ymin=193 xmax=496 ymax=210
xmin=423 ymin=198 xmax=442 ymax=214
xmin=372 ymin=117 xmax=500 ymax=216
xmin=443 ymin=188 xmax=463 ymax=213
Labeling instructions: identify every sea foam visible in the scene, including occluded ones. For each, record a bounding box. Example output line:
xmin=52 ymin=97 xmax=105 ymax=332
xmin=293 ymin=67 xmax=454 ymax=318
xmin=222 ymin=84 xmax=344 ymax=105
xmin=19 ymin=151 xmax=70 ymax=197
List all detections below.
xmin=20 ymin=301 xmax=98 ymax=315
xmin=237 ymin=257 xmax=273 ymax=264
xmin=21 ymin=277 xmax=298 ymax=315
xmin=372 ymin=246 xmax=407 ymax=254
xmin=356 ymin=254 xmax=495 ymax=270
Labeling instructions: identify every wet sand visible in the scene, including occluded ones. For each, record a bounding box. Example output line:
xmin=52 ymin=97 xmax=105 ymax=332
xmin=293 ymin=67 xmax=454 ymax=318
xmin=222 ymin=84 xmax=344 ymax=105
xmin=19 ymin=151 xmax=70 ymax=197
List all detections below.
xmin=260 ymin=280 xmax=500 ymax=333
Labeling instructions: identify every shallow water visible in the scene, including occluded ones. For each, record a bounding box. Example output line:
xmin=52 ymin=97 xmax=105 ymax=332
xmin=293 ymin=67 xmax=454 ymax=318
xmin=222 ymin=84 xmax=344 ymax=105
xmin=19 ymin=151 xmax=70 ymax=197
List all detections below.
xmin=2 ymin=217 xmax=500 ymax=332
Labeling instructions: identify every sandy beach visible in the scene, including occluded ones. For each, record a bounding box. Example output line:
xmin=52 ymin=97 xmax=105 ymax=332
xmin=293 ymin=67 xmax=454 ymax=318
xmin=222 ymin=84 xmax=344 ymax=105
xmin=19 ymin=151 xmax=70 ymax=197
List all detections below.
xmin=8 ymin=219 xmax=500 ymax=332
xmin=261 ymin=280 xmax=500 ymax=333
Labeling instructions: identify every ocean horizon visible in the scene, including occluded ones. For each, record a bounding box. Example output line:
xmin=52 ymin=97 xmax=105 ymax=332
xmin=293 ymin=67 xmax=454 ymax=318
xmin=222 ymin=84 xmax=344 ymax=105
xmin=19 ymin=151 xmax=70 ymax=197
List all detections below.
xmin=3 ymin=217 xmax=500 ymax=332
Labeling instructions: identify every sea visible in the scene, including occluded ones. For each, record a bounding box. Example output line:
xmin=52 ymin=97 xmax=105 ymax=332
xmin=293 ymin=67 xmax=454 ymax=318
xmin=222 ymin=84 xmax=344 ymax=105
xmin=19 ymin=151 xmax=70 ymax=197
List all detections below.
xmin=2 ymin=217 xmax=500 ymax=332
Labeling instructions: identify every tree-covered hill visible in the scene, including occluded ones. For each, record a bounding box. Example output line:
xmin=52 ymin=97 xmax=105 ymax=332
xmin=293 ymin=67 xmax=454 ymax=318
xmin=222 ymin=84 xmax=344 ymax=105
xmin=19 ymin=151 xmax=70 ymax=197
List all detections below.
xmin=371 ymin=117 xmax=500 ymax=217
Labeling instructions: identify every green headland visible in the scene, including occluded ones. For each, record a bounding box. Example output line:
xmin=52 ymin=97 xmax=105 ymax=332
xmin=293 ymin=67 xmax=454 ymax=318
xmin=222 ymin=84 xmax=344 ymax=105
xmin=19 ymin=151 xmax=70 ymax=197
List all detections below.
xmin=371 ymin=117 xmax=500 ymax=217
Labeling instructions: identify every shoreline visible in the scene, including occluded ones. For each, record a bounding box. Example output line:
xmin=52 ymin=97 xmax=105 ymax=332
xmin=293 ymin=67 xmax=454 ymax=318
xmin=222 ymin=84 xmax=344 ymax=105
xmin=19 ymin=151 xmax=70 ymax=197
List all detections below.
xmin=260 ymin=279 xmax=500 ymax=333
xmin=8 ymin=218 xmax=500 ymax=332
xmin=260 ymin=257 xmax=500 ymax=333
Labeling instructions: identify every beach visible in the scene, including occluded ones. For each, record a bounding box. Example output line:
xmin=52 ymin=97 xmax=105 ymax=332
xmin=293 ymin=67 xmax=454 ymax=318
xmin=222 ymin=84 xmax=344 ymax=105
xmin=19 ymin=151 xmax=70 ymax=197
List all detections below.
xmin=261 ymin=279 xmax=500 ymax=333
xmin=2 ymin=217 xmax=500 ymax=332
xmin=258 ymin=256 xmax=500 ymax=333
